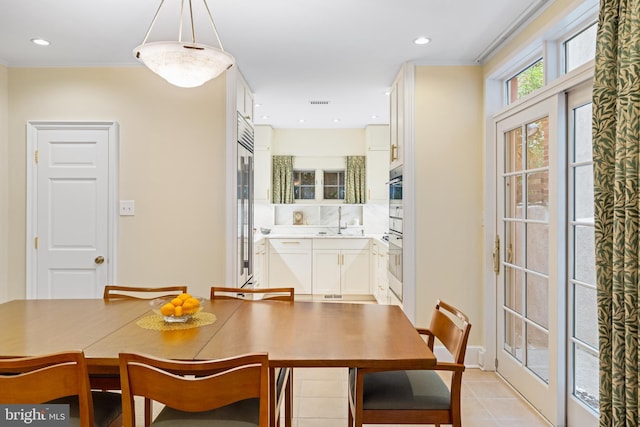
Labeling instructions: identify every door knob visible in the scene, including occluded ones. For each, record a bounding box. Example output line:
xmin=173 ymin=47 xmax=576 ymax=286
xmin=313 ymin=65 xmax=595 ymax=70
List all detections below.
xmin=95 ymin=256 xmax=105 ymax=265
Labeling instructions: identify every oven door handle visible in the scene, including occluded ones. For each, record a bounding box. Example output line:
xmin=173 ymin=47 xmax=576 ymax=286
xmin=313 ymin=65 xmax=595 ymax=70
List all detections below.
xmin=386 ymin=177 xmax=402 ymax=185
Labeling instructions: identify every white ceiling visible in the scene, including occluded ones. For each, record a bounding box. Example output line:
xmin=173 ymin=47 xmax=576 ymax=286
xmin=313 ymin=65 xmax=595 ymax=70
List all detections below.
xmin=0 ymin=0 xmax=550 ymax=128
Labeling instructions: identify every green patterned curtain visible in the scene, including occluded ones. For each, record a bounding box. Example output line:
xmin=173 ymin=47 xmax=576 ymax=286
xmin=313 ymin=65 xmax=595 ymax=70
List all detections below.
xmin=272 ymin=156 xmax=294 ymax=204
xmin=345 ymin=156 xmax=366 ymax=204
xmin=592 ymin=1 xmax=640 ymax=426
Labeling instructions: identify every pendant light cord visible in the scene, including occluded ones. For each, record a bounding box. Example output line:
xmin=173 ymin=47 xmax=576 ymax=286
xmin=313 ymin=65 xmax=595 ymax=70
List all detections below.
xmin=140 ymin=0 xmax=225 ymax=50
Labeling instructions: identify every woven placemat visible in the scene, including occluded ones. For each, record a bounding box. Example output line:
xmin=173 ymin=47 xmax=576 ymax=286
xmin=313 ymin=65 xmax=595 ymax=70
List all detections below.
xmin=136 ymin=312 xmax=216 ymax=331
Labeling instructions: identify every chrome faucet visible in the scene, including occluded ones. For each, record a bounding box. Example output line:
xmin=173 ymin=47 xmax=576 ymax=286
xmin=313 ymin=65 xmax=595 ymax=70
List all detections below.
xmin=337 ymin=206 xmax=347 ymax=234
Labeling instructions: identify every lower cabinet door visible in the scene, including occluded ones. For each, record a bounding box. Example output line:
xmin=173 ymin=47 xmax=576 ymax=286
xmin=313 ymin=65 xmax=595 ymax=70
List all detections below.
xmin=268 ymin=250 xmax=312 ymax=294
xmin=313 ymin=250 xmax=342 ymax=295
xmin=341 ymin=249 xmax=371 ymax=295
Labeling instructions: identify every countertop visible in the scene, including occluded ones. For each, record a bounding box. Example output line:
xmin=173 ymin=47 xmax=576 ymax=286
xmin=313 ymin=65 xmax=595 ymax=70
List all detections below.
xmin=254 ymin=233 xmax=388 ymax=246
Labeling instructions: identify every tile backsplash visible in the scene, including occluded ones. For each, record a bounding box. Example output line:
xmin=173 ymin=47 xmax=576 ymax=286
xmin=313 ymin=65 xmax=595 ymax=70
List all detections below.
xmin=255 ymin=202 xmax=388 ymax=235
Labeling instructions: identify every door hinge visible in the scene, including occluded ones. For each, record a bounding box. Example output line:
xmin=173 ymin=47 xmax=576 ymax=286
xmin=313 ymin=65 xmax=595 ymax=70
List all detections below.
xmin=34 ymin=236 xmax=39 ymax=249
xmin=495 ymin=358 xmax=498 ymax=369
xmin=34 ymin=149 xmax=39 ymax=164
xmin=492 ymin=235 xmax=500 ymax=274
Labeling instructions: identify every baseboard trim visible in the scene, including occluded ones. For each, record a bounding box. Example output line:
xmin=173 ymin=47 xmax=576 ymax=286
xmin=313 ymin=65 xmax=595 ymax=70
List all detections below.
xmin=433 ymin=345 xmax=488 ymax=369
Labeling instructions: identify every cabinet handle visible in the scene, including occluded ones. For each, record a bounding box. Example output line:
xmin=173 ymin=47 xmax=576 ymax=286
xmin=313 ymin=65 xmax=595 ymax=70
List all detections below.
xmin=391 ymin=144 xmax=398 ymax=161
xmin=282 ymin=241 xmax=300 ymax=244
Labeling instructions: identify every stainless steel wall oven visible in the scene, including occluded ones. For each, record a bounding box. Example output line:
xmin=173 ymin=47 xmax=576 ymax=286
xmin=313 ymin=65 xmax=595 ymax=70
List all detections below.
xmin=388 ymin=165 xmax=403 ymax=301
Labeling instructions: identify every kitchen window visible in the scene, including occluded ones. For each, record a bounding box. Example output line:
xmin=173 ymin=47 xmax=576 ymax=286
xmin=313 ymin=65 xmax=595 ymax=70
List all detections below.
xmin=323 ymin=171 xmax=345 ymax=200
xmin=293 ymin=170 xmax=315 ymax=200
xmin=292 ymin=168 xmax=346 ymax=202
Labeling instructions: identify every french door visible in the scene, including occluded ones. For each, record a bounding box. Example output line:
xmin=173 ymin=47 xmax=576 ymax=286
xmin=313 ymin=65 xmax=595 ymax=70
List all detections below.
xmin=496 ymin=84 xmax=599 ymax=426
xmin=496 ymin=96 xmax=562 ymax=425
xmin=566 ymin=83 xmax=598 ymax=426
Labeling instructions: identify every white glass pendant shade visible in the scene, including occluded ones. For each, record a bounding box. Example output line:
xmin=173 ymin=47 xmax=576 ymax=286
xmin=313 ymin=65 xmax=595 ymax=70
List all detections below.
xmin=134 ymin=41 xmax=235 ymax=88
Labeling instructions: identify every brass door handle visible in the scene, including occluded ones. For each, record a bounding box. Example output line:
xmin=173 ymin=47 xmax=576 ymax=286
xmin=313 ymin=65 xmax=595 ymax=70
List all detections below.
xmin=95 ymin=256 xmax=105 ymax=265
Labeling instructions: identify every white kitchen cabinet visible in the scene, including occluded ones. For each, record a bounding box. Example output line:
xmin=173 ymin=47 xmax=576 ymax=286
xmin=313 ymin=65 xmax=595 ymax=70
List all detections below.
xmin=366 ymin=125 xmax=390 ymax=203
xmin=312 ymin=239 xmax=370 ymax=296
xmin=254 ymin=126 xmax=272 ymax=202
xmin=389 ymin=67 xmax=405 ymax=169
xmin=268 ymin=238 xmax=312 ymax=294
xmin=253 ymin=238 xmax=267 ymax=288
xmin=236 ymin=72 xmax=254 ymax=124
xmin=371 ymin=240 xmax=389 ymax=304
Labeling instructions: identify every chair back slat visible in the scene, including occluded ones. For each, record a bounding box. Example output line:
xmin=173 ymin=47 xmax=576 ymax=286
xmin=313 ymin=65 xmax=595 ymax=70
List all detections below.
xmin=0 ymin=351 xmax=95 ymax=426
xmin=210 ymin=286 xmax=294 ymax=301
xmin=103 ymin=285 xmax=188 ymax=300
xmin=119 ymin=352 xmax=269 ymax=426
xmin=429 ymin=300 xmax=472 ymax=365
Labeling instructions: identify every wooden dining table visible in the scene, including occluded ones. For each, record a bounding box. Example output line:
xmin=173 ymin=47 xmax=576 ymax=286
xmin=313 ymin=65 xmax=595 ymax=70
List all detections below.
xmin=0 ymin=298 xmax=436 ymax=375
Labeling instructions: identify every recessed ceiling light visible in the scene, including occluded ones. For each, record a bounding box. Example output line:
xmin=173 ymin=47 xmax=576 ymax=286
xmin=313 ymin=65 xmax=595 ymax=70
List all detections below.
xmin=255 ymin=103 xmax=262 ymax=107
xmin=261 ymin=115 xmax=269 ymax=119
xmin=414 ymin=36 xmax=431 ymax=45
xmin=333 ymin=119 xmax=340 ymax=123
xmin=384 ymin=90 xmax=390 ymax=96
xmin=298 ymin=119 xmax=305 ymax=123
xmin=371 ymin=115 xmax=378 ymax=119
xmin=31 ymin=38 xmax=50 ymax=46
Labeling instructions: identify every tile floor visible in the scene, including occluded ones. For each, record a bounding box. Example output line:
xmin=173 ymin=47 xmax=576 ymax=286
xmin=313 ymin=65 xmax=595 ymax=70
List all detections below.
xmin=289 ymin=366 xmax=551 ymax=427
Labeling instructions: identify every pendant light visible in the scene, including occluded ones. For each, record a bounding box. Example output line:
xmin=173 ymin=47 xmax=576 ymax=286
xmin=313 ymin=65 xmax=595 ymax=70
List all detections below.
xmin=134 ymin=0 xmax=235 ymax=88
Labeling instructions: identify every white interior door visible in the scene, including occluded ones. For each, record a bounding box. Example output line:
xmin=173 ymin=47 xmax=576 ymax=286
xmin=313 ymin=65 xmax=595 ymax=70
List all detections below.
xmin=496 ymin=96 xmax=562 ymax=425
xmin=27 ymin=122 xmax=118 ymax=299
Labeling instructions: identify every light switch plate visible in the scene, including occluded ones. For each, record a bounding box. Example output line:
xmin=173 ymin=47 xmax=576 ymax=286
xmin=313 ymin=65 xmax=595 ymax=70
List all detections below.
xmin=119 ymin=200 xmax=135 ymax=216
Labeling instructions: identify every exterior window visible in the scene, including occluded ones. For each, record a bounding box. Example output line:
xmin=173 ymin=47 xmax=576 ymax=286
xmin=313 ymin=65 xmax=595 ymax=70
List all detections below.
xmin=293 ymin=170 xmax=315 ymax=200
xmin=323 ymin=171 xmax=345 ymax=200
xmin=506 ymin=59 xmax=544 ymax=104
xmin=564 ymin=23 xmax=597 ymax=73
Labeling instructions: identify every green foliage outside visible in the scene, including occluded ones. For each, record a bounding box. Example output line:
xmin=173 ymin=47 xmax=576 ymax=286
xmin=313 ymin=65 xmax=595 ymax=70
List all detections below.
xmin=517 ymin=59 xmax=544 ymax=99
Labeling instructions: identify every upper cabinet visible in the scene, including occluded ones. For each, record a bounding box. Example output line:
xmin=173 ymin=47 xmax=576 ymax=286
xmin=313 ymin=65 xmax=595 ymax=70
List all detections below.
xmin=236 ymin=72 xmax=254 ymax=124
xmin=254 ymin=126 xmax=272 ymax=203
xmin=365 ymin=125 xmax=390 ymax=203
xmin=389 ymin=65 xmax=406 ymax=169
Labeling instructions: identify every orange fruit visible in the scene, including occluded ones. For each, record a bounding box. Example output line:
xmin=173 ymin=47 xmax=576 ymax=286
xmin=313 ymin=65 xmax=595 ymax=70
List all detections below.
xmin=160 ymin=303 xmax=175 ymax=316
xmin=182 ymin=302 xmax=195 ymax=314
xmin=170 ymin=297 xmax=183 ymax=307
xmin=174 ymin=306 xmax=183 ymax=317
xmin=185 ymin=297 xmax=200 ymax=307
xmin=178 ymin=293 xmax=192 ymax=301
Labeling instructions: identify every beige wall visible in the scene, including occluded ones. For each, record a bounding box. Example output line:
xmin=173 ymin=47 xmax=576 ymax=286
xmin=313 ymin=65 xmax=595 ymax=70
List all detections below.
xmin=413 ymin=66 xmax=485 ymax=346
xmin=272 ymin=128 xmax=365 ymax=156
xmin=0 ymin=65 xmax=8 ymax=302
xmin=6 ymin=67 xmax=228 ymax=300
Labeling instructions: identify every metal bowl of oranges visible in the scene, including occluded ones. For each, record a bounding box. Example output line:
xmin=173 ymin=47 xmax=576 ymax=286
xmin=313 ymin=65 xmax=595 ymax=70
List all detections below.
xmin=150 ymin=293 xmax=203 ymax=323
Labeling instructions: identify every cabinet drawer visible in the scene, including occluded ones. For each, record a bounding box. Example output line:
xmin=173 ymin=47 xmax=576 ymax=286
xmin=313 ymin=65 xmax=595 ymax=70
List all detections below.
xmin=269 ymin=238 xmax=312 ymax=251
xmin=313 ymin=238 xmax=370 ymax=250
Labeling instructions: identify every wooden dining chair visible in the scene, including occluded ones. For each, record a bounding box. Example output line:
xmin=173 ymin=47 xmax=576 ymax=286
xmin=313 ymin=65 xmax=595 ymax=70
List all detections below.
xmin=103 ymin=284 xmax=188 ymax=300
xmin=210 ymin=286 xmax=295 ymax=301
xmin=101 ymin=284 xmax=189 ymax=426
xmin=0 ymin=350 xmax=122 ymax=427
xmin=119 ymin=352 xmax=269 ymax=427
xmin=348 ymin=300 xmax=472 ymax=427
xmin=210 ymin=286 xmax=294 ymax=427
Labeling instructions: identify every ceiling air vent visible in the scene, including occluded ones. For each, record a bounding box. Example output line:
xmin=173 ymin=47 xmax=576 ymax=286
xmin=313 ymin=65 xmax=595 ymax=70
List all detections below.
xmin=309 ymin=100 xmax=330 ymax=105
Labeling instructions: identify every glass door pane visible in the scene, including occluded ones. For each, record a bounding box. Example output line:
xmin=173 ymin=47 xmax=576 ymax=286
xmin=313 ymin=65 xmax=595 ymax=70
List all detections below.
xmin=496 ymin=96 xmax=559 ymax=425
xmin=567 ymin=83 xmax=598 ymax=426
